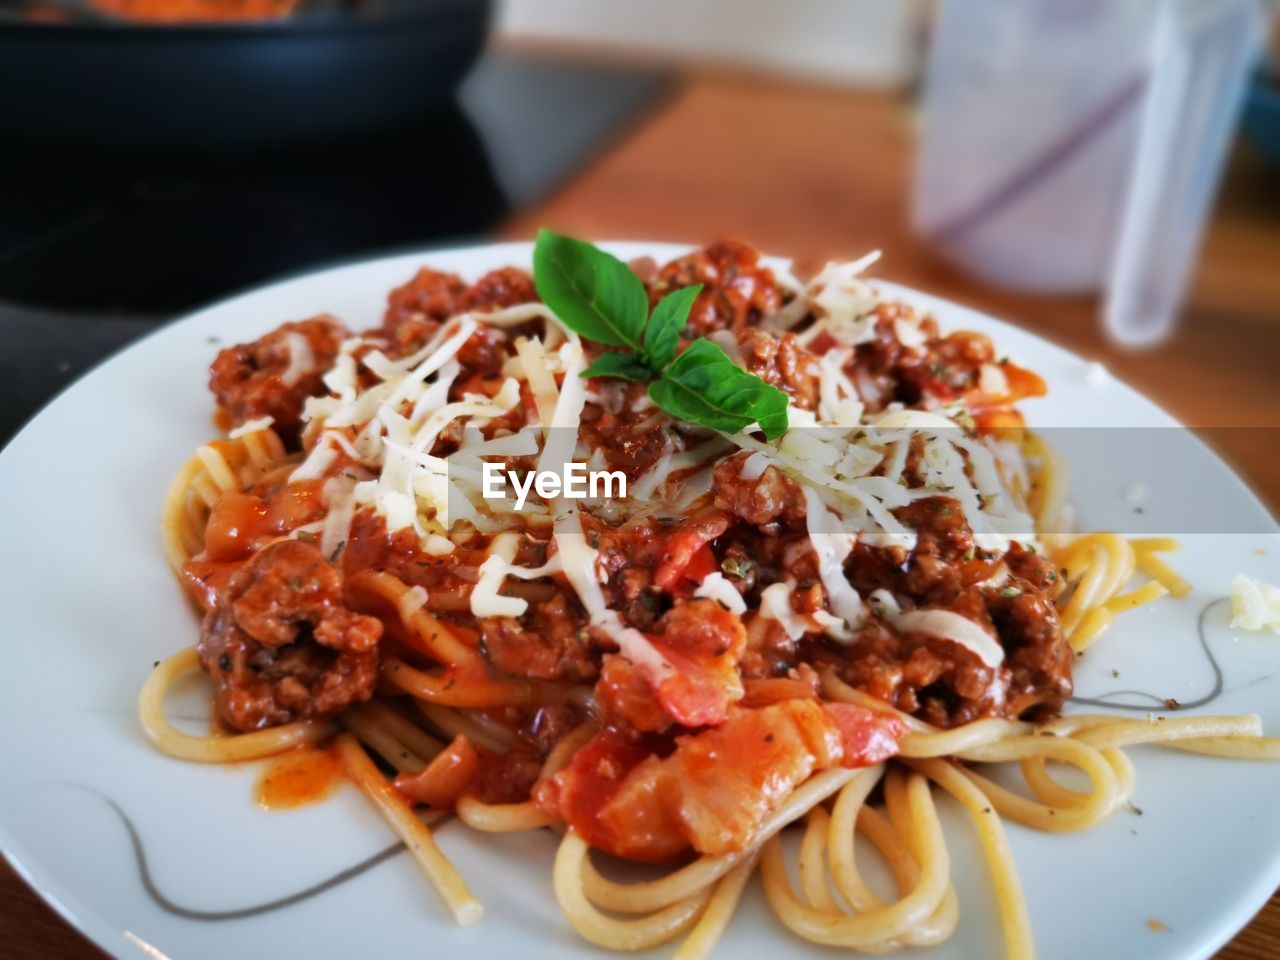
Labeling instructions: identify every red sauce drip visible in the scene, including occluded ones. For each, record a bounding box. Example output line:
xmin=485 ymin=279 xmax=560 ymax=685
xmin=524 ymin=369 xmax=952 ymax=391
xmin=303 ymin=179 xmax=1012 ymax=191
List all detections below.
xmin=254 ymin=748 xmax=345 ymax=811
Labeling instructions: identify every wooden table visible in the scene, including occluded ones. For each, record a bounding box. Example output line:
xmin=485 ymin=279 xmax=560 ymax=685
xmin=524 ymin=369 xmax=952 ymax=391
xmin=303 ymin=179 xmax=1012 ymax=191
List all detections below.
xmin=4 ymin=69 xmax=1278 ymax=960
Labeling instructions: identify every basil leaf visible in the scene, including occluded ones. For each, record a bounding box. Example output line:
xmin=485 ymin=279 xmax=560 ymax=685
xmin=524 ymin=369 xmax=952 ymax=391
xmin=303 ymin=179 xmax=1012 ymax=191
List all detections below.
xmin=533 ymin=229 xmax=649 ymax=349
xmin=581 ymin=352 xmax=654 ymax=382
xmin=643 ymin=284 xmax=702 ymax=370
xmin=649 ymin=339 xmax=790 ymax=439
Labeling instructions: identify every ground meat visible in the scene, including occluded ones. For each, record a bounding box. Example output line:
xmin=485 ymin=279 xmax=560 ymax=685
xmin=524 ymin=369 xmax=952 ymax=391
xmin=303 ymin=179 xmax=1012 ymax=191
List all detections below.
xmin=677 ymin=464 xmax=1068 ymax=728
xmin=988 ymin=545 xmax=1071 ymax=718
xmin=208 ymin=315 xmax=345 ymax=446
xmin=991 ymin=590 xmax=1071 ymax=718
xmin=841 ymin=497 xmax=996 ymax=608
xmin=829 ymin=591 xmax=1005 ymax=728
xmin=578 ymin=378 xmax=672 ymax=478
xmin=453 ymin=324 xmax=509 ymax=377
xmin=841 ymin=302 xmax=1006 ymax=412
xmin=1004 ymin=542 xmax=1064 ymax=595
xmin=470 ymin=744 xmax=545 ymax=805
xmin=712 ymin=451 xmax=807 ymax=530
xmin=198 ymin=540 xmax=383 ymax=731
xmin=610 ymin=566 xmax=665 ymax=632
xmin=585 ymin=508 xmax=734 ymax=630
xmin=479 ymin=593 xmax=597 ymax=683
xmin=461 ymin=266 xmax=537 ymax=313
xmin=526 ymin=702 xmax=587 ymax=755
xmin=340 ymin=510 xmax=487 ymax=611
xmin=738 ymin=600 xmax=801 ymax=680
xmin=581 ymin=513 xmax=688 ymax=629
xmin=659 ymin=597 xmax=746 ymax=659
xmin=651 ymin=240 xmax=782 ymax=337
xmin=382 ymin=266 xmax=538 ymax=353
xmin=738 ymin=329 xmax=820 ymax=410
xmin=383 ymin=267 xmax=467 ymax=341
xmin=837 ymin=499 xmax=1071 ymax=725
xmin=894 ymin=497 xmax=981 ymax=600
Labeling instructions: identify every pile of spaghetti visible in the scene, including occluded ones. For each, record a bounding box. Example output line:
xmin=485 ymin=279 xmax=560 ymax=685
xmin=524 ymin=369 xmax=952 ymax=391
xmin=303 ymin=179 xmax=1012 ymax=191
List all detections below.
xmin=144 ymin=239 xmax=1277 ymax=959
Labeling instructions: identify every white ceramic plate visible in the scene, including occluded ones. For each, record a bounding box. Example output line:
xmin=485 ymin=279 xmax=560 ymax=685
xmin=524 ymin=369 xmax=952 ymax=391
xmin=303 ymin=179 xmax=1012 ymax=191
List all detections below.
xmin=1 ymin=242 xmax=1277 ymax=960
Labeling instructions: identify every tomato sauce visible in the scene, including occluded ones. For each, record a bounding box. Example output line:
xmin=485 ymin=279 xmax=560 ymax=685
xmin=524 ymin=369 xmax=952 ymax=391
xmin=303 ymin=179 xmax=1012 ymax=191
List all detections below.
xmin=254 ymin=747 xmax=345 ymax=811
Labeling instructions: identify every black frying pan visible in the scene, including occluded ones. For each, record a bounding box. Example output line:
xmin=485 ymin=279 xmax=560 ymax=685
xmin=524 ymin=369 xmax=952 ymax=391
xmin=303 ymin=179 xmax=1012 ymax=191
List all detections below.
xmin=0 ymin=0 xmax=493 ymax=147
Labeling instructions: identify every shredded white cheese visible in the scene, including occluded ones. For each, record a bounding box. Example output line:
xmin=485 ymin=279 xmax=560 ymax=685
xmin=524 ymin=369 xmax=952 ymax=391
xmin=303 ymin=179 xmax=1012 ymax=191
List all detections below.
xmin=802 ymin=487 xmax=864 ymax=639
xmin=808 ymin=254 xmax=881 ymax=337
xmin=280 ymin=331 xmax=315 ymax=388
xmin=978 ymin=363 xmax=1009 ymax=396
xmin=291 ymin=438 xmax=338 ymax=483
xmin=894 ymin=317 xmax=927 ymax=350
xmin=227 ymin=416 xmax=274 ymax=439
xmin=760 ymin=582 xmax=809 ymax=641
xmin=322 ymin=342 xmax=361 ymax=401
xmin=694 ymin=572 xmax=747 ymax=615
xmin=741 ymin=451 xmax=772 ymax=481
xmin=320 ymin=476 xmax=355 ymax=560
xmin=1230 ymin=575 xmax=1280 ymax=635
xmin=515 ymin=335 xmax=560 ymax=430
xmin=400 ymin=585 xmax=430 ymax=618
xmin=890 ymin=609 xmax=1005 ymax=668
xmin=868 ymin=588 xmax=901 ymax=617
xmin=470 ymin=534 xmax=526 ymax=618
xmin=535 ymin=340 xmax=588 ymax=480
xmin=554 ymin=504 xmax=677 ymax=686
xmin=424 ymin=534 xmax=455 ymax=556
xmin=816 ymin=349 xmax=864 ymax=427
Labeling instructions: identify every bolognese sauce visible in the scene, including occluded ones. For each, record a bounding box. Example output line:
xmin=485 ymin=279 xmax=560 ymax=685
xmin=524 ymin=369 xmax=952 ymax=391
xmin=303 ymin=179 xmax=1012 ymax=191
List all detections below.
xmin=209 ymin=315 xmax=344 ymax=447
xmin=186 ymin=240 xmax=1066 ymax=854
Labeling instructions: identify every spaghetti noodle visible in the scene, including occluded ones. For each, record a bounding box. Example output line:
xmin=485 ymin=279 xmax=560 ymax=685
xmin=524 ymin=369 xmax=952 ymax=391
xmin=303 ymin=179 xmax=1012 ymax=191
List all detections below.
xmin=143 ymin=239 xmax=1277 ymax=958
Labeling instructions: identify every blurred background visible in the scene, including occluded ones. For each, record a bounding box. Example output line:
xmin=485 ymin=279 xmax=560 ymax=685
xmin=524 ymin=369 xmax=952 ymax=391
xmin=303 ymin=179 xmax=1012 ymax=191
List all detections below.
xmin=1 ymin=1 xmax=1279 ymax=957
xmin=2 ymin=1 xmax=1277 ymax=438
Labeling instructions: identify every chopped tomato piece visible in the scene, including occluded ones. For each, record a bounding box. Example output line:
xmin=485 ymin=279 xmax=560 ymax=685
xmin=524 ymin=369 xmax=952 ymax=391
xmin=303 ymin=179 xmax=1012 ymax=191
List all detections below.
xmin=202 ymin=482 xmax=327 ymax=563
xmin=599 ymin=598 xmax=747 ymax=731
xmin=181 ymin=559 xmax=242 ymax=611
xmin=974 ymin=407 xmax=1027 ymax=432
xmin=653 ymin=512 xmax=729 ymax=593
xmin=682 ymin=542 xmax=720 ymax=586
xmin=824 ymin=702 xmax=906 ymax=766
xmin=649 ymin=639 xmax=741 ymax=727
xmin=595 ymin=655 xmax=672 ymax=733
xmin=1002 ymin=362 xmax=1048 ymax=400
xmin=203 ymin=491 xmax=270 ymax=562
xmin=540 ymin=700 xmax=904 ymax=862
xmin=533 ymin=729 xmax=668 ymax=857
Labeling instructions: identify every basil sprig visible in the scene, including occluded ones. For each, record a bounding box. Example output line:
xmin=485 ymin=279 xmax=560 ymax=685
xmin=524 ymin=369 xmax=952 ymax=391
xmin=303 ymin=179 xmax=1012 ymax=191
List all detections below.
xmin=532 ymin=229 xmax=789 ymax=440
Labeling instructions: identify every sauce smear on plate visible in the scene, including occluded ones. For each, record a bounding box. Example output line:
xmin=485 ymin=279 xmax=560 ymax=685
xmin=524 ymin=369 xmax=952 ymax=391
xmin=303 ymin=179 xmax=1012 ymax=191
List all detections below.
xmin=255 ymin=747 xmax=344 ymax=811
